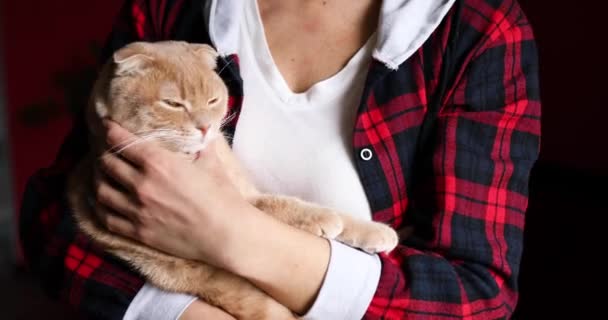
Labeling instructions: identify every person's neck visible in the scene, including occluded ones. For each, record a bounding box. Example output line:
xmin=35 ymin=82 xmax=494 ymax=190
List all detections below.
xmin=256 ymin=0 xmax=380 ymax=93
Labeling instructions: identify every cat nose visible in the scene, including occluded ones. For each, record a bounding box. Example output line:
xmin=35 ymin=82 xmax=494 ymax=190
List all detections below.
xmin=198 ymin=125 xmax=210 ymax=135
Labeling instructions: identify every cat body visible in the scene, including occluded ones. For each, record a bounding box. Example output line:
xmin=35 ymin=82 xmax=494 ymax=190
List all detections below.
xmin=68 ymin=41 xmax=398 ymax=320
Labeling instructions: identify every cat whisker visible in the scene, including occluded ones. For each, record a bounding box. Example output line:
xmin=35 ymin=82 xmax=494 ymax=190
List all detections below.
xmin=105 ymin=131 xmax=177 ymax=154
xmin=102 ymin=139 xmax=145 ymax=157
xmin=105 ymin=136 xmax=143 ymax=154
xmin=220 ymin=112 xmax=237 ymax=129
xmin=222 ymin=132 xmax=234 ymax=141
xmin=216 ymin=58 xmax=233 ymax=76
xmin=103 ymin=128 xmax=205 ymax=156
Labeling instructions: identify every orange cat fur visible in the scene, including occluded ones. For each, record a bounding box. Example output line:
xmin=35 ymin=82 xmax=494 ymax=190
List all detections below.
xmin=67 ymin=41 xmax=399 ymax=320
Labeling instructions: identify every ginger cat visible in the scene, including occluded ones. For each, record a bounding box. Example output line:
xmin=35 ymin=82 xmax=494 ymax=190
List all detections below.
xmin=67 ymin=41 xmax=399 ymax=320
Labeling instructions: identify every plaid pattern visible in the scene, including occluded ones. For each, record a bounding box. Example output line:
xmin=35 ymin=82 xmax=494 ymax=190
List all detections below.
xmin=19 ymin=0 xmax=540 ymax=319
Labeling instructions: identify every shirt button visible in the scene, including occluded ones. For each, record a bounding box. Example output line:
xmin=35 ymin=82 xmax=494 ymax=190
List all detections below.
xmin=360 ymin=148 xmax=373 ymax=161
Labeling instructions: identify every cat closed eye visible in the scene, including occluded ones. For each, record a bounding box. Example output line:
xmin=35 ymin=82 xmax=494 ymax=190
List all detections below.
xmin=208 ymin=97 xmax=219 ymax=105
xmin=162 ymin=99 xmax=186 ymax=109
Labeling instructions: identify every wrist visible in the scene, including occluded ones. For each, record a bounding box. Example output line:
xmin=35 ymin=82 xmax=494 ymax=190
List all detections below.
xmin=221 ymin=204 xmax=278 ymax=274
xmin=209 ymin=201 xmax=261 ymax=270
xmin=224 ymin=206 xmax=331 ymax=314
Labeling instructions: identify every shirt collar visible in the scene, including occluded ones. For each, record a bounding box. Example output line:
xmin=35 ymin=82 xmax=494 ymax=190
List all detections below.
xmin=203 ymin=0 xmax=455 ymax=70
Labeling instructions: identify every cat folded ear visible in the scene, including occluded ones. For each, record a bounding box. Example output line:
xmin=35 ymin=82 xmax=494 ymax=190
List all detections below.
xmin=190 ymin=44 xmax=219 ymax=70
xmin=113 ymin=42 xmax=155 ymax=76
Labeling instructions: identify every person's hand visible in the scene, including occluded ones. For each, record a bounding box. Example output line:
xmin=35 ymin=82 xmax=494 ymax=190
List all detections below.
xmin=95 ymin=121 xmax=331 ymax=314
xmin=179 ymin=300 xmax=236 ymax=320
xmin=93 ymin=120 xmax=252 ymax=267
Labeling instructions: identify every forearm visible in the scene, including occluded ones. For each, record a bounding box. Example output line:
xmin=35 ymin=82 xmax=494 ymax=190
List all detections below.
xmin=225 ymin=205 xmax=331 ymax=315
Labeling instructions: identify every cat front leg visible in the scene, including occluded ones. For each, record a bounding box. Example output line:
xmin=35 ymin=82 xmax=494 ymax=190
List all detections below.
xmin=193 ymin=269 xmax=298 ymax=320
xmin=250 ymin=194 xmax=344 ymax=239
xmin=250 ymin=194 xmax=399 ymax=254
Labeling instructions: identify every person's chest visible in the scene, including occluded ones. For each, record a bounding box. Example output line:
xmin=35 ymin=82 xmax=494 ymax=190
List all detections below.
xmin=224 ymin=56 xmax=435 ymax=225
xmin=230 ymin=0 xmax=377 ymax=220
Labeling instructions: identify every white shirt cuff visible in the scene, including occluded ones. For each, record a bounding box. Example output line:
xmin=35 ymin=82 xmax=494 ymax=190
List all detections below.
xmin=123 ymin=282 xmax=197 ymax=320
xmin=302 ymin=239 xmax=382 ymax=320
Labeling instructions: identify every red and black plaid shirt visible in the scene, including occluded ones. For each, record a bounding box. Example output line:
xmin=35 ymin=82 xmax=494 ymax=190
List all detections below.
xmin=19 ymin=0 xmax=540 ymax=318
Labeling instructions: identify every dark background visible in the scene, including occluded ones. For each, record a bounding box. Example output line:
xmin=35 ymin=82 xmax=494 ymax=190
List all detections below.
xmin=1 ymin=0 xmax=605 ymax=318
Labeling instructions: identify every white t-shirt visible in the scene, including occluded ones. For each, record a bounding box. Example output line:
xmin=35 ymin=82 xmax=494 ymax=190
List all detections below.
xmin=232 ymin=0 xmax=374 ymax=221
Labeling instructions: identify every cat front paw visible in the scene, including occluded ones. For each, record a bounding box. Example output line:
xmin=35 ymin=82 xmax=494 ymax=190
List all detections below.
xmin=295 ymin=208 xmax=344 ymax=239
xmin=338 ymin=222 xmax=399 ymax=254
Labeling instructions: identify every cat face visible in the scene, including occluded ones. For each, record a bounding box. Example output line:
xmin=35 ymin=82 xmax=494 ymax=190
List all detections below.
xmin=93 ymin=41 xmax=229 ymax=154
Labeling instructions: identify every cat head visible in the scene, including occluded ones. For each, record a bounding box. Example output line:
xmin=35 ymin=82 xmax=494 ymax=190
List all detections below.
xmin=91 ymin=41 xmax=229 ymax=154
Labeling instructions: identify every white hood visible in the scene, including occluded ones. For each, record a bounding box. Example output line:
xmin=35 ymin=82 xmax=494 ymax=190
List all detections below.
xmin=204 ymin=0 xmax=456 ymax=70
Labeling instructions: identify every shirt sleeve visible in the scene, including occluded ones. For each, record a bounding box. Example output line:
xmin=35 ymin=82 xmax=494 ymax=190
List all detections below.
xmin=18 ymin=1 xmax=186 ymax=319
xmin=365 ymin=1 xmax=541 ymax=319
xmin=302 ymin=240 xmax=381 ymax=320
xmin=123 ymin=283 xmax=197 ymax=320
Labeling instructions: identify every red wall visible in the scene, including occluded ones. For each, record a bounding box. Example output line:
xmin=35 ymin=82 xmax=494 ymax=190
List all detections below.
xmin=1 ymin=0 xmax=123 ymax=216
xmin=519 ymin=1 xmax=608 ymax=174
